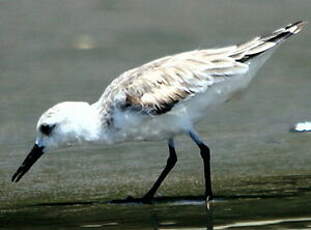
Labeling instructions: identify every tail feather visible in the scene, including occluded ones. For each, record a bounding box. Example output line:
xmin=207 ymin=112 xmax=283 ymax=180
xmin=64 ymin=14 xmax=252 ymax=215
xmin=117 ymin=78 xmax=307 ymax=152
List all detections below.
xmin=232 ymin=21 xmax=306 ymax=62
xmin=261 ymin=20 xmax=305 ymax=43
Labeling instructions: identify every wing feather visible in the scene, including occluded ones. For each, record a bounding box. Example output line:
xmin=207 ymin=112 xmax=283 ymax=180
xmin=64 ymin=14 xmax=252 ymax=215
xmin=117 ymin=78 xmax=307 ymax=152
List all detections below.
xmin=99 ymin=21 xmax=305 ymax=116
xmin=116 ymin=55 xmax=248 ymax=115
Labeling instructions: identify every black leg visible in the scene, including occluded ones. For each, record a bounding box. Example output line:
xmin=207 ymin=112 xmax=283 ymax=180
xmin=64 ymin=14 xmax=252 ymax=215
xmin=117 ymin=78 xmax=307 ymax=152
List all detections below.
xmin=125 ymin=139 xmax=177 ymax=204
xmin=141 ymin=138 xmax=177 ymax=202
xmin=189 ymin=130 xmax=213 ymax=201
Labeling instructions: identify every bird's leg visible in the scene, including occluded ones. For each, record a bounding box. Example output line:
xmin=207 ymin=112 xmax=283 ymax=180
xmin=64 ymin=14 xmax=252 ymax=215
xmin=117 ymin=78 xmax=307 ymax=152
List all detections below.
xmin=127 ymin=138 xmax=177 ymax=203
xmin=142 ymin=138 xmax=177 ymax=202
xmin=189 ymin=130 xmax=213 ymax=202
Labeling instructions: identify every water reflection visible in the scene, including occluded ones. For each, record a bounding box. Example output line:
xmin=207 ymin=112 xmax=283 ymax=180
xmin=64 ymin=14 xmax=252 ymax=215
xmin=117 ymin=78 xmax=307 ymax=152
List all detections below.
xmin=5 ymin=195 xmax=307 ymax=230
xmin=72 ymin=35 xmax=97 ymax=50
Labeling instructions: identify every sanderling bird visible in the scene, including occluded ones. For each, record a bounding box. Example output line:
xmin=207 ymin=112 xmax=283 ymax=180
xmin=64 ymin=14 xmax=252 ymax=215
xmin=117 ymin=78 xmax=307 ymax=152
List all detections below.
xmin=12 ymin=21 xmax=305 ymax=203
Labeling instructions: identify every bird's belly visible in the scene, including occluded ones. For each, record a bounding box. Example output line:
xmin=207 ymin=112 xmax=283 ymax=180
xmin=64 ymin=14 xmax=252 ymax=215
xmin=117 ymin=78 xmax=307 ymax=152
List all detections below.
xmin=111 ymin=110 xmax=190 ymax=142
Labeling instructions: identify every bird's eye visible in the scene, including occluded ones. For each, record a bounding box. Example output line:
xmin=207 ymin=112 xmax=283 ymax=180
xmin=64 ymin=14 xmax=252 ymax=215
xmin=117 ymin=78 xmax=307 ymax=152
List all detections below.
xmin=40 ymin=124 xmax=56 ymax=136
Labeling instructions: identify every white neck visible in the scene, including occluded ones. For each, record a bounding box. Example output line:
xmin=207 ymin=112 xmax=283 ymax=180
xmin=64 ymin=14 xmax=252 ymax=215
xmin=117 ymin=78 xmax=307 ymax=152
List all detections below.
xmin=52 ymin=102 xmax=105 ymax=144
xmin=74 ymin=103 xmax=102 ymax=142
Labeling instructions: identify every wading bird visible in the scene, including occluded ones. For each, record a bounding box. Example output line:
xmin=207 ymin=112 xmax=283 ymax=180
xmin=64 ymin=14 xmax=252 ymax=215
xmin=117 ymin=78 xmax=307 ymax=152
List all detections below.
xmin=12 ymin=21 xmax=305 ymax=203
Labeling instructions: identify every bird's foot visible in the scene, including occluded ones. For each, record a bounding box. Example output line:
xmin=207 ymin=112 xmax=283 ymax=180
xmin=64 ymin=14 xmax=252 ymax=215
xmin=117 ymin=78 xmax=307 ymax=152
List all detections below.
xmin=205 ymin=195 xmax=214 ymax=210
xmin=125 ymin=195 xmax=153 ymax=204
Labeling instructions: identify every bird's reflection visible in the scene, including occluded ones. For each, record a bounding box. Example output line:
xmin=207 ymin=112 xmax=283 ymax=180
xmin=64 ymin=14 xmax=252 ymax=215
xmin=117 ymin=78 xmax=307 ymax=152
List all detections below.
xmin=110 ymin=195 xmax=215 ymax=230
xmin=32 ymin=196 xmax=218 ymax=229
xmin=152 ymin=203 xmax=214 ymax=230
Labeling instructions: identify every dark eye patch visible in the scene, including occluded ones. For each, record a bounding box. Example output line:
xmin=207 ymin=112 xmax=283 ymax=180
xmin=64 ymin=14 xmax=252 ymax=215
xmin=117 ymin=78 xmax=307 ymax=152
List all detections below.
xmin=40 ymin=124 xmax=56 ymax=136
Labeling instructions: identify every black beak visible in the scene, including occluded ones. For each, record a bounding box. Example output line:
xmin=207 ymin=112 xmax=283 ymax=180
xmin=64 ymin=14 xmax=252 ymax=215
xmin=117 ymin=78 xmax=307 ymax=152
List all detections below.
xmin=11 ymin=144 xmax=44 ymax=183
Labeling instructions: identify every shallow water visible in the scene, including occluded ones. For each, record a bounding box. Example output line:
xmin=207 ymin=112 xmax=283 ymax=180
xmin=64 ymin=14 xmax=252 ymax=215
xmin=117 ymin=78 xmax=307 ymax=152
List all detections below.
xmin=2 ymin=195 xmax=311 ymax=229
xmin=1 ymin=0 xmax=311 ymax=229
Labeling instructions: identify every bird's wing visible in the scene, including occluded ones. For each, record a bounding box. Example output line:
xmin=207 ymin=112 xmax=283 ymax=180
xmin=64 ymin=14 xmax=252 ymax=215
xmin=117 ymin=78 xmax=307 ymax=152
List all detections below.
xmin=102 ymin=21 xmax=304 ymax=116
xmin=115 ymin=54 xmax=248 ymax=115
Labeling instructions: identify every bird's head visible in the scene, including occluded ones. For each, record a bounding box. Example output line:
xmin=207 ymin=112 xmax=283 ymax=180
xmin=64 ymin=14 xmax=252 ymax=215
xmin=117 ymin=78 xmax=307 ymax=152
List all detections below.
xmin=11 ymin=101 xmax=101 ymax=182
